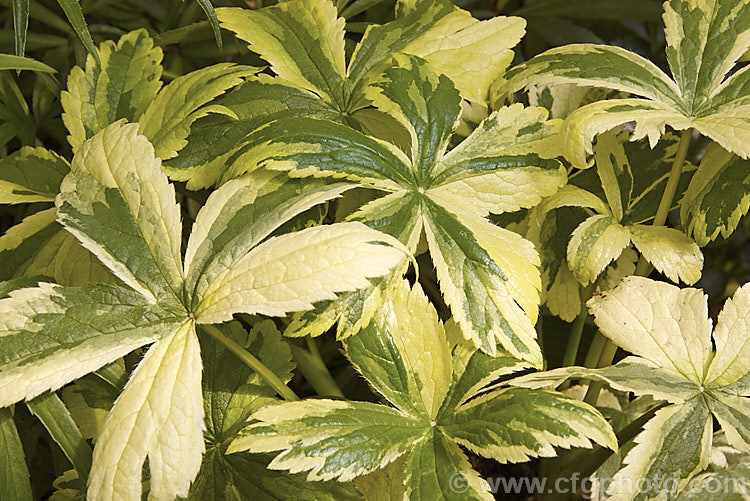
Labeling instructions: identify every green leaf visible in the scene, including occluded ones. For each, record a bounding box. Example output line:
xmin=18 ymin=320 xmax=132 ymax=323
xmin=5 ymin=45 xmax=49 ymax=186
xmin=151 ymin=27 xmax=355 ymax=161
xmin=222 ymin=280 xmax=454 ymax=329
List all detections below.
xmin=344 ymin=280 xmax=452 ymax=419
xmin=61 ymin=29 xmax=163 ymax=152
xmin=88 ymin=321 xmax=203 ymax=501
xmin=567 ymin=214 xmax=631 ymax=285
xmin=681 ymin=143 xmax=750 ymax=246
xmin=593 ymin=130 xmax=633 ymax=222
xmin=184 ymin=170 xmax=356 ymax=309
xmin=628 ymin=224 xmax=703 ymax=284
xmin=191 ymin=321 xmax=360 ymax=500
xmin=404 ymin=431 xmax=493 ymax=500
xmin=193 ymin=221 xmax=407 ymax=323
xmin=0 ymin=146 xmax=70 ymax=203
xmin=57 ymin=121 xmax=184 ymax=303
xmin=56 ymin=0 xmax=99 ymax=65
xmin=216 ymin=0 xmax=347 ymax=105
xmin=0 ymin=407 xmax=32 ymax=501
xmin=12 ymin=0 xmax=29 ymax=58
xmin=194 ymin=0 xmax=222 ymax=50
xmin=26 ymin=392 xmax=92 ymax=482
xmin=139 ymin=63 xmax=257 ymax=161
xmin=0 ymin=54 xmax=55 ymax=73
xmin=230 ymin=399 xmax=429 ymax=481
xmin=0 ymin=282 xmax=183 ymax=407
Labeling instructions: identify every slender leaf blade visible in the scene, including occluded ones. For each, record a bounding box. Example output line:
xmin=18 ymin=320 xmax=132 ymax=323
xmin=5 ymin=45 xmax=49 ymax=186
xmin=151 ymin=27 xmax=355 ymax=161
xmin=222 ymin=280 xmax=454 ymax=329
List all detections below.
xmin=0 ymin=408 xmax=31 ymax=501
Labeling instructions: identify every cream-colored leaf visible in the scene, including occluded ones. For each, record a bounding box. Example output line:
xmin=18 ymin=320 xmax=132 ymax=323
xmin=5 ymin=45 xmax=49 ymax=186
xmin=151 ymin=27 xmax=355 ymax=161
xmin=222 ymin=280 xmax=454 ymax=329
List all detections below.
xmin=629 ymin=224 xmax=703 ymax=285
xmin=88 ymin=321 xmax=204 ymax=501
xmin=194 ymin=222 xmax=406 ymax=323
xmin=705 ymin=283 xmax=750 ymax=388
xmin=587 ymin=276 xmax=713 ymax=384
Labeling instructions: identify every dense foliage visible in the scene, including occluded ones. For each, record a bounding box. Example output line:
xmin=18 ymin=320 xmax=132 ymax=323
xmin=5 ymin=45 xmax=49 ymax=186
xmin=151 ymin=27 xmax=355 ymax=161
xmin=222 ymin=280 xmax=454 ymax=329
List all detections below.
xmin=1 ymin=0 xmax=750 ymax=499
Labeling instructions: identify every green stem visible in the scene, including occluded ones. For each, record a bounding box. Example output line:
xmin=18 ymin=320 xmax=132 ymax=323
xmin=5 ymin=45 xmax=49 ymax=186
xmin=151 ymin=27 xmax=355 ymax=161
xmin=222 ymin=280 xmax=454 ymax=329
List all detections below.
xmin=583 ymin=333 xmax=606 ymax=368
xmin=585 ymin=128 xmax=693 ymax=405
xmin=201 ymin=324 xmax=299 ymax=401
xmin=289 ymin=339 xmax=345 ymax=398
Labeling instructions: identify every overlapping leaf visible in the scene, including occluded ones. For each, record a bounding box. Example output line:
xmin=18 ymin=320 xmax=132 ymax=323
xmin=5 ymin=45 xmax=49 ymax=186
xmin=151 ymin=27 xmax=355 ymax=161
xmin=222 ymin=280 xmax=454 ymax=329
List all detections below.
xmin=229 ymin=279 xmax=616 ymax=498
xmin=169 ymin=0 xmax=525 ymax=188
xmin=0 ymin=121 xmax=406 ymax=500
xmin=502 ymin=0 xmax=750 ymax=245
xmin=218 ymin=55 xmax=566 ymax=365
xmin=512 ymin=276 xmax=750 ymax=500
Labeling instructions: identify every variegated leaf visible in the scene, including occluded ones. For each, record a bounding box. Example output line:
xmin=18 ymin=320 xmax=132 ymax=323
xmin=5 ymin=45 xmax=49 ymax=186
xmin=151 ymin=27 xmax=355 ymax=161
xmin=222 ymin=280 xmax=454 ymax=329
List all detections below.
xmin=139 ymin=63 xmax=257 ymax=161
xmin=57 ymin=121 xmax=184 ymax=304
xmin=0 ymin=146 xmax=69 ymax=203
xmin=216 ymin=0 xmax=346 ymax=105
xmin=193 ymin=222 xmax=406 ymax=323
xmin=61 ymin=29 xmax=163 ymax=152
xmin=88 ymin=321 xmax=204 ymax=501
xmin=681 ymin=143 xmax=750 ymax=246
xmin=441 ymin=387 xmax=617 ymax=464
xmin=705 ymin=283 xmax=750 ymax=391
xmin=229 ymin=400 xmax=429 ymax=482
xmin=344 ymin=280 xmax=452 ymax=420
xmin=567 ymin=214 xmax=631 ymax=285
xmin=184 ymin=170 xmax=355 ymax=310
xmin=0 ymin=283 xmax=183 ymax=408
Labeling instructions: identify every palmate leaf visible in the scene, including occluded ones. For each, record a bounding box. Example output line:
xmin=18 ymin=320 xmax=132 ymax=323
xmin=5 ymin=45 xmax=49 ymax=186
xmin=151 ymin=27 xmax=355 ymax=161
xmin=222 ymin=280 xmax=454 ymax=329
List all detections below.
xmin=503 ymin=0 xmax=750 ymax=164
xmin=169 ymin=0 xmax=525 ymax=189
xmin=1 ymin=120 xmax=406 ymax=499
xmin=230 ymin=280 xmax=616 ymax=497
xmin=221 ymin=55 xmax=566 ymax=364
xmin=512 ymin=277 xmax=750 ymax=501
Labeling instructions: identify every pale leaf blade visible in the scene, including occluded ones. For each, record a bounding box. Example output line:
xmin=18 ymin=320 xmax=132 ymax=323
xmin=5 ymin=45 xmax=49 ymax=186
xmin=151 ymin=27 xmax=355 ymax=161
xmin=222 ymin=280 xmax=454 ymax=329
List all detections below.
xmin=184 ymin=170 xmax=355 ymax=309
xmin=709 ymin=394 xmax=750 ymax=453
xmin=429 ymin=104 xmax=566 ymax=215
xmin=229 ymin=400 xmax=428 ymax=482
xmin=441 ymin=388 xmax=617 ymax=464
xmin=509 ymin=358 xmax=701 ymax=403
xmin=706 ymin=282 xmax=750 ymax=389
xmin=593 ymin=130 xmax=633 ymax=221
xmin=567 ymin=214 xmax=631 ymax=285
xmin=587 ymin=276 xmax=713 ymax=383
xmin=57 ymin=121 xmax=183 ymax=303
xmin=139 ymin=63 xmax=257 ymax=160
xmin=344 ymin=280 xmax=452 ymax=420
xmin=629 ymin=224 xmax=703 ymax=284
xmin=0 ymin=283 xmax=182 ymax=408
xmin=216 ymin=1 xmax=346 ymax=103
xmin=88 ymin=321 xmax=204 ymax=501
xmin=561 ymin=98 xmax=691 ymax=169
xmin=693 ymin=108 xmax=750 ymax=160
xmin=0 ymin=146 xmax=69 ymax=203
xmin=60 ymin=29 xmax=163 ymax=152
xmin=194 ymin=222 xmax=406 ymax=323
